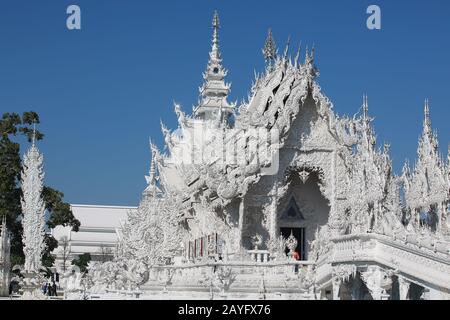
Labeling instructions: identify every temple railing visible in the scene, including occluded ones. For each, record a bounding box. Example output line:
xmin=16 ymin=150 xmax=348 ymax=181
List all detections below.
xmin=142 ymin=259 xmax=315 ymax=291
xmin=149 ymin=259 xmax=313 ymax=273
xmin=247 ymin=249 xmax=270 ymax=262
xmin=314 ymin=232 xmax=450 ymax=292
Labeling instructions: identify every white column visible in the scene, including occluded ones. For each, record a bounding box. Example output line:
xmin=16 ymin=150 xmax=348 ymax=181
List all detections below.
xmin=440 ymin=202 xmax=448 ymax=234
xmin=237 ymin=198 xmax=245 ymax=251
xmin=270 ymin=178 xmax=279 ymax=242
xmin=329 ymin=148 xmax=341 ymax=236
xmin=415 ymin=208 xmax=420 ymax=229
xmin=332 ymin=278 xmax=341 ymax=300
xmin=270 ymin=195 xmax=278 ymax=241
xmin=397 ymin=276 xmax=410 ymax=300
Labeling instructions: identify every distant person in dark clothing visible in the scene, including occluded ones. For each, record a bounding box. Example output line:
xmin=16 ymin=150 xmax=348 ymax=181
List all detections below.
xmin=55 ymin=272 xmax=60 ymax=288
xmin=52 ymin=282 xmax=57 ymax=297
xmin=47 ymin=282 xmax=52 ymax=296
xmin=9 ymin=280 xmax=19 ymax=295
xmin=42 ymin=283 xmax=47 ymax=295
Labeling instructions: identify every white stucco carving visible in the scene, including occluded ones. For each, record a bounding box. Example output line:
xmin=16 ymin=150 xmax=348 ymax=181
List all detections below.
xmin=360 ymin=266 xmax=394 ymax=300
xmin=21 ymin=135 xmax=46 ymax=273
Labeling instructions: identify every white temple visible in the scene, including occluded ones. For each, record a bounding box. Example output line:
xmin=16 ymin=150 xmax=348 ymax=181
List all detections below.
xmin=56 ymin=12 xmax=450 ymax=300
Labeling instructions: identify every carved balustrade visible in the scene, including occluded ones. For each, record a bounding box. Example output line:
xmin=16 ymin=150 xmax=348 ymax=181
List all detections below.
xmin=145 ymin=260 xmax=314 ymax=289
xmin=314 ymin=232 xmax=450 ymax=293
xmin=247 ymin=249 xmax=270 ymax=263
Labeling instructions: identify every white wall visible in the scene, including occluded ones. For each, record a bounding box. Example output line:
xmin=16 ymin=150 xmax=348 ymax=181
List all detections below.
xmin=51 ymin=204 xmax=137 ymax=271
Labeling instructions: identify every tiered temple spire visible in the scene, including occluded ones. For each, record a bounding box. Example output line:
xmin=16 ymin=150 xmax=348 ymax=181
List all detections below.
xmin=21 ymin=127 xmax=46 ymax=272
xmin=193 ymin=11 xmax=234 ymax=125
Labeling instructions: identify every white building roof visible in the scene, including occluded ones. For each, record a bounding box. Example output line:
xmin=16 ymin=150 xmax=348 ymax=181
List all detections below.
xmin=68 ymin=204 xmax=136 ymax=229
xmin=51 ymin=204 xmax=137 ymax=264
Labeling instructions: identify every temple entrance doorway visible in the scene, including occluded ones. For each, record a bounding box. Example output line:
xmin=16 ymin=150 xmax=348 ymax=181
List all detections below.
xmin=280 ymin=227 xmax=305 ymax=260
xmin=277 ymin=170 xmax=330 ymax=260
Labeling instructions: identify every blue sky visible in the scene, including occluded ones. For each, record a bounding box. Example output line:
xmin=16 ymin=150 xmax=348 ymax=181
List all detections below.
xmin=0 ymin=0 xmax=449 ymax=206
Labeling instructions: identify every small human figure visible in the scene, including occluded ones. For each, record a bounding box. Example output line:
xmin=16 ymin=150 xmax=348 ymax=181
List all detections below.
xmin=292 ymin=251 xmax=300 ymax=273
xmin=52 ymin=281 xmax=57 ymax=297
xmin=42 ymin=283 xmax=47 ymax=295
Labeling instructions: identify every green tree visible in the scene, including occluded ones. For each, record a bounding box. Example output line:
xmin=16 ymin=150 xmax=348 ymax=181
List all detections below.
xmin=0 ymin=111 xmax=80 ymax=268
xmin=72 ymin=253 xmax=91 ymax=273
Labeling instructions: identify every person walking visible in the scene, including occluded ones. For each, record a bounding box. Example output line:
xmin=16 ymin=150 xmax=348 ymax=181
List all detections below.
xmin=52 ymin=281 xmax=57 ymax=297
